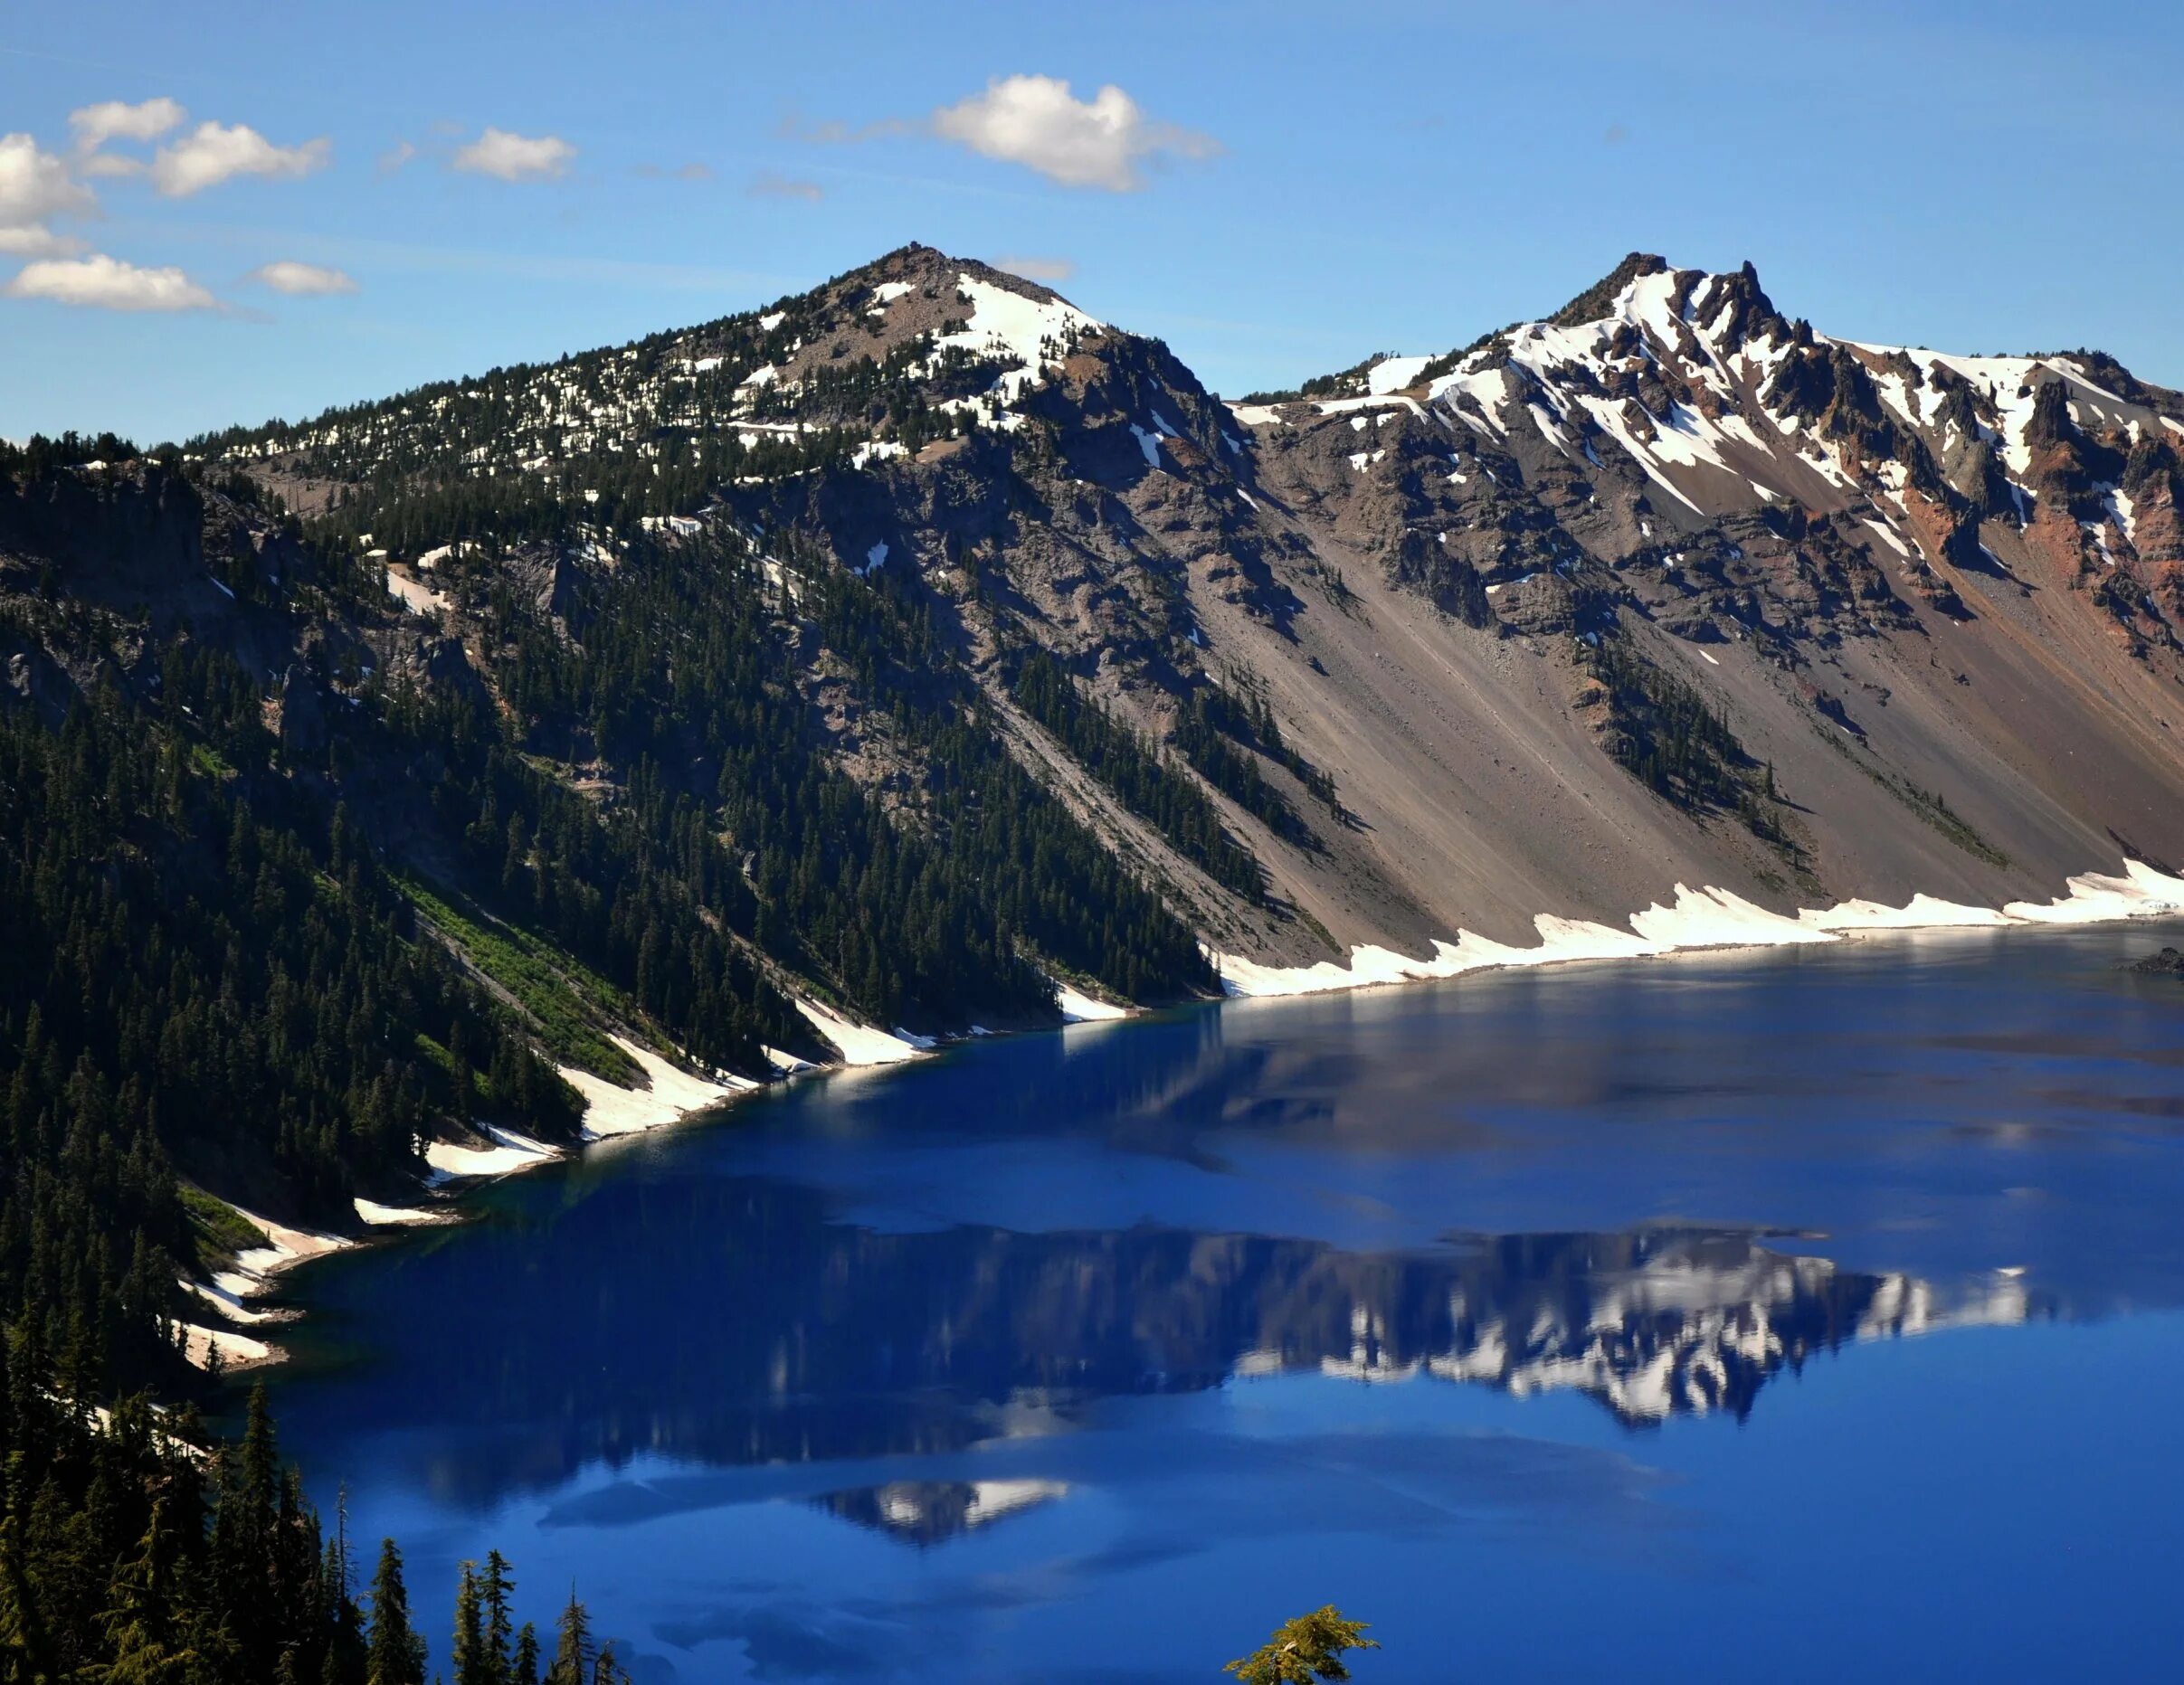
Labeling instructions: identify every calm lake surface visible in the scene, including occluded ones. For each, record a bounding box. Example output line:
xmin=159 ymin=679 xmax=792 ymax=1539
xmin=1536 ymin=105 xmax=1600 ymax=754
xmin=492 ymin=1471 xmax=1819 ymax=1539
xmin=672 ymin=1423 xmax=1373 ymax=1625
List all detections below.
xmin=271 ymin=925 xmax=2184 ymax=1682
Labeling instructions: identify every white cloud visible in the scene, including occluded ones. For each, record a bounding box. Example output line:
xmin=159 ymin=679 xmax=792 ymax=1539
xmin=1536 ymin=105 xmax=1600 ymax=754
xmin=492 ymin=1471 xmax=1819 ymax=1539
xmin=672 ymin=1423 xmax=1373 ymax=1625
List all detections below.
xmin=79 ymin=152 xmax=148 ymax=179
xmin=377 ymin=139 xmax=418 ymax=175
xmin=992 ymin=253 xmax=1077 ymax=284
xmin=69 ymin=97 xmax=187 ymax=152
xmin=247 ymin=259 xmax=357 ymax=296
xmin=930 ymin=75 xmax=1217 ymax=191
xmin=0 ymin=132 xmax=97 ymax=226
xmin=5 ymin=253 xmax=215 ymax=312
xmin=450 ymin=128 xmax=575 ymax=181
xmin=0 ymin=224 xmax=86 ymax=258
xmin=150 ymin=122 xmax=329 ymax=197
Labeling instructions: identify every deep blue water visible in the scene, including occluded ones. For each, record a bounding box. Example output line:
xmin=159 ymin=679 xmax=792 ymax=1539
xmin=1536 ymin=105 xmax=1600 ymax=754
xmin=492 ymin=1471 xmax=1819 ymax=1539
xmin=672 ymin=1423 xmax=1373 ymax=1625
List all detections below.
xmin=270 ymin=925 xmax=2184 ymax=1681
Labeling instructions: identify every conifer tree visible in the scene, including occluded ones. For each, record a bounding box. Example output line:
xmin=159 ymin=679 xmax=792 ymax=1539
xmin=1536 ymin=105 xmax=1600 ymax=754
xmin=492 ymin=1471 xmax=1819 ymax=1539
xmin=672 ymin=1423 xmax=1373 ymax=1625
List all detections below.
xmin=365 ymin=1538 xmax=425 ymax=1685
xmin=1225 ymin=1605 xmax=1378 ymax=1685
xmin=546 ymin=1590 xmax=593 ymax=1685
xmin=480 ymin=1549 xmax=516 ymax=1684
xmin=451 ymin=1561 xmax=487 ymax=1685
xmin=99 ymin=1499 xmax=194 ymax=1683
xmin=0 ymin=1509 xmax=50 ymax=1680
xmin=512 ymin=1621 xmax=541 ymax=1685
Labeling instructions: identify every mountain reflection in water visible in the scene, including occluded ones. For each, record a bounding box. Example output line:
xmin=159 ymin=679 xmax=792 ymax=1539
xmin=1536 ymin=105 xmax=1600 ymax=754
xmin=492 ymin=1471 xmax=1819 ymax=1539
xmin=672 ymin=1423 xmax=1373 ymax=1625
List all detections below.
xmin=816 ymin=1478 xmax=1072 ymax=1546
xmin=795 ymin=1224 xmax=2039 ymax=1546
xmin=288 ymin=1197 xmax=2048 ymax=1526
xmin=271 ymin=932 xmax=2184 ymax=1680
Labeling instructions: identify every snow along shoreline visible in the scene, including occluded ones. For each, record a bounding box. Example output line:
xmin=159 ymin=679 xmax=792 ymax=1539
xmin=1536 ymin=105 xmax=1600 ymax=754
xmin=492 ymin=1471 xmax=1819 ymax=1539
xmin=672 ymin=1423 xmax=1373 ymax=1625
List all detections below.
xmin=180 ymin=858 xmax=2180 ymax=1368
xmin=1211 ymin=859 xmax=2184 ymax=998
xmin=176 ymin=1002 xmax=981 ymax=1368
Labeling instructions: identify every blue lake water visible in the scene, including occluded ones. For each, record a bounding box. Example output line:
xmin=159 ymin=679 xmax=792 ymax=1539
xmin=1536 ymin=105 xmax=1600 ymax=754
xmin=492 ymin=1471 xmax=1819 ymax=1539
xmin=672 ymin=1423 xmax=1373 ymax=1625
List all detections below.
xmin=271 ymin=925 xmax=2184 ymax=1681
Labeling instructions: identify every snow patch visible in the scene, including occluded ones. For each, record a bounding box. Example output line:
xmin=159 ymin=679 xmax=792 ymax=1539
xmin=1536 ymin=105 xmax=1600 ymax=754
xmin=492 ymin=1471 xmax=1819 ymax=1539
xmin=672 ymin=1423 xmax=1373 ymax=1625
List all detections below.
xmin=354 ymin=1197 xmax=451 ymax=1226
xmin=795 ymin=999 xmax=929 ymax=1065
xmin=425 ymin=1125 xmax=557 ymax=1183
xmin=1629 ymin=885 xmax=1832 ymax=950
xmin=1054 ymin=981 xmax=1127 ymax=1022
xmin=935 ymin=273 xmax=1102 ymax=407
xmin=2103 ymin=486 xmax=2138 ymax=544
xmin=850 ymin=440 xmax=907 ymax=471
xmin=558 ymin=1037 xmax=752 ymax=1140
xmin=1864 ymin=519 xmax=1912 ymax=559
xmin=1799 ymin=895 xmax=2011 ymax=932
xmin=1367 ymin=355 xmax=1432 ymax=395
xmin=2003 ymin=861 xmax=2184 ymax=924
xmin=183 ymin=1325 xmax=274 ymax=1370
xmin=179 ymin=1204 xmax=352 ymax=1370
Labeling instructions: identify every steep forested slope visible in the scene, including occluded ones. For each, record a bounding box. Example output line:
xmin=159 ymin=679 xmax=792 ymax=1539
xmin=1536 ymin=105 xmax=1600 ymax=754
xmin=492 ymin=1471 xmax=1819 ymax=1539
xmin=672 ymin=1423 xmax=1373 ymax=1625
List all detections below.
xmin=0 ymin=411 xmax=1214 ymax=1390
xmin=9 ymin=242 xmax=2184 ymax=1393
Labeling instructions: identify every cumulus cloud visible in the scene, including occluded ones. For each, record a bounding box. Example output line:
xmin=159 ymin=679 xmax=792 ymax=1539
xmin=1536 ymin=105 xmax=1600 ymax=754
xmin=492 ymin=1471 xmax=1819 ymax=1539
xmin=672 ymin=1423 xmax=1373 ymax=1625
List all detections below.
xmin=930 ymin=75 xmax=1217 ymax=191
xmin=247 ymin=259 xmax=357 ymax=296
xmin=378 ymin=139 xmax=418 ymax=175
xmin=0 ymin=133 xmax=96 ymax=256
xmin=0 ymin=224 xmax=86 ymax=258
xmin=5 ymin=252 xmax=215 ymax=311
xmin=69 ymin=97 xmax=187 ymax=152
xmin=451 ymin=128 xmax=575 ymax=181
xmin=0 ymin=132 xmax=97 ymax=225
xmin=151 ymin=121 xmax=329 ymax=196
xmin=992 ymin=253 xmax=1076 ymax=284
xmin=747 ymin=173 xmax=822 ymax=202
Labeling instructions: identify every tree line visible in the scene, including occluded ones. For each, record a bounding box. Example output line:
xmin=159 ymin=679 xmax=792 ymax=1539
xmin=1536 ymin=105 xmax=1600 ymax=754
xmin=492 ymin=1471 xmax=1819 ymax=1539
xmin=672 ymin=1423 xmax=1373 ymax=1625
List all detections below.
xmin=0 ymin=1334 xmax=625 ymax=1684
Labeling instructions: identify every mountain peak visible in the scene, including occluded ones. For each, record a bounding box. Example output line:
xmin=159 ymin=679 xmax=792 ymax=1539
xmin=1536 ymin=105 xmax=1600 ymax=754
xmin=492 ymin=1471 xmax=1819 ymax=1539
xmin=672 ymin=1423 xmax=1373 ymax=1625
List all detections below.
xmin=821 ymin=242 xmax=1080 ymax=318
xmin=1547 ymin=251 xmax=1671 ymax=327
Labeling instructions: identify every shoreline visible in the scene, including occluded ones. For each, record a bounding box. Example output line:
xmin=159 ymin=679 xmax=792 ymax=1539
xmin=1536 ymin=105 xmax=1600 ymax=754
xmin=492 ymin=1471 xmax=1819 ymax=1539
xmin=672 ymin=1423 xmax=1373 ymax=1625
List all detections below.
xmin=1211 ymin=861 xmax=2184 ymax=998
xmin=185 ymin=857 xmax=2184 ymax=1369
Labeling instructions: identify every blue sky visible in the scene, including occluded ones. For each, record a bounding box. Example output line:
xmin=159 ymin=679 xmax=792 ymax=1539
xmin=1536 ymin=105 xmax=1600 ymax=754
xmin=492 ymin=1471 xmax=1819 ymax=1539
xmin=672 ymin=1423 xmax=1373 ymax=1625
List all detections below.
xmin=5 ymin=0 xmax=2181 ymax=445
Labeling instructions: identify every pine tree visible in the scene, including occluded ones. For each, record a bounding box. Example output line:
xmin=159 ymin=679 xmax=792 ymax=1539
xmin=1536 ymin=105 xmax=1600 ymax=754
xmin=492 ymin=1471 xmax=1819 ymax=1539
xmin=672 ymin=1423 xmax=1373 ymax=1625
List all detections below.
xmin=1225 ymin=1605 xmax=1379 ymax=1685
xmin=319 ymin=1487 xmax=366 ymax=1685
xmin=451 ymin=1562 xmax=487 ymax=1685
xmin=365 ymin=1538 xmax=425 ymax=1685
xmin=592 ymin=1640 xmax=630 ymax=1685
xmin=0 ymin=1509 xmax=50 ymax=1680
xmin=512 ymin=1622 xmax=541 ymax=1685
xmin=480 ymin=1549 xmax=515 ymax=1684
xmin=98 ymin=1498 xmax=195 ymax=1683
xmin=546 ymin=1590 xmax=593 ymax=1685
